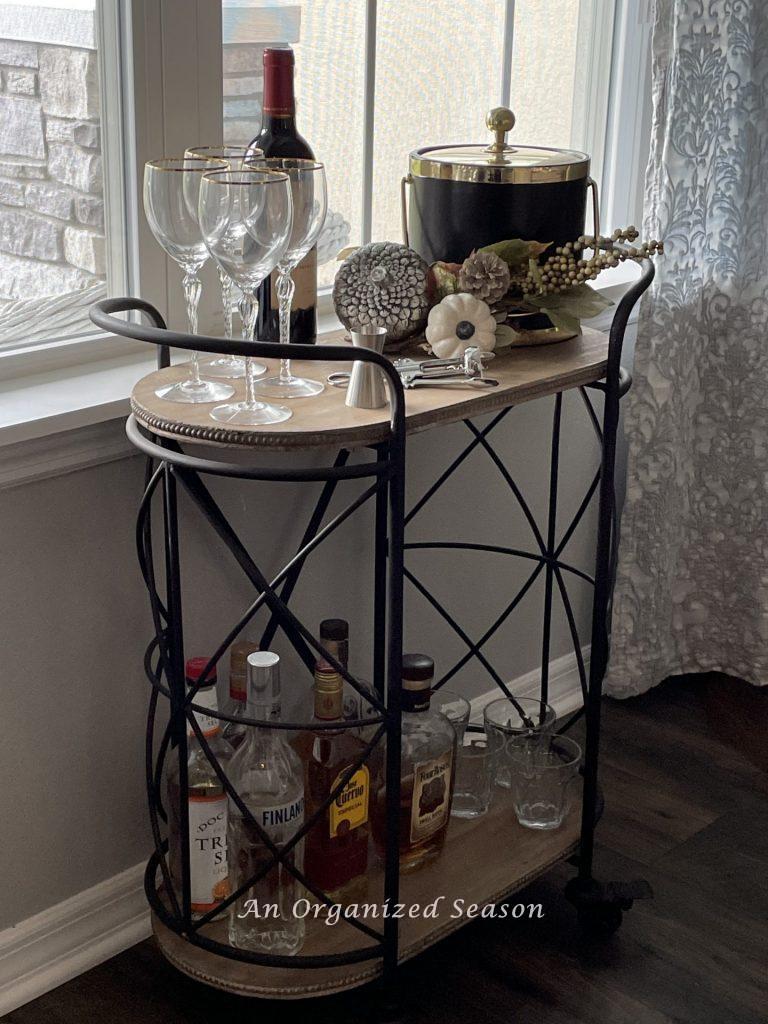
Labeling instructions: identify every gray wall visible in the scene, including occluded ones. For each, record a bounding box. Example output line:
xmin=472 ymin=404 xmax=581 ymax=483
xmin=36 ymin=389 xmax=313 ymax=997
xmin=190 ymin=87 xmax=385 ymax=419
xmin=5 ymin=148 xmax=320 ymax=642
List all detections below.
xmin=0 ymin=390 xmax=599 ymax=929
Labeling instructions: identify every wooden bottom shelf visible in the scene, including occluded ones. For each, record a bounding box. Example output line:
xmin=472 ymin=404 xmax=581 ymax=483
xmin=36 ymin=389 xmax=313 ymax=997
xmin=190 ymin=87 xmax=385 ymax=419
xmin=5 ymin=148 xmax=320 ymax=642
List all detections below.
xmin=152 ymin=789 xmax=580 ymax=999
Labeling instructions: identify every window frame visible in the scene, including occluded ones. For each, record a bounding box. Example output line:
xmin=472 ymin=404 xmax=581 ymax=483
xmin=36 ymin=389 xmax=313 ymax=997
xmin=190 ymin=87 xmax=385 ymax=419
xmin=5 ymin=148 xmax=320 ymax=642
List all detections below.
xmin=0 ymin=0 xmax=652 ymax=382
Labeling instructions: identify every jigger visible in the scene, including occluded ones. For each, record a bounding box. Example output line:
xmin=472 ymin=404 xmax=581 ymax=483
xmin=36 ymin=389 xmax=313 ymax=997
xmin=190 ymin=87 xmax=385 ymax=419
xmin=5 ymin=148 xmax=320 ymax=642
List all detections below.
xmin=346 ymin=326 xmax=388 ymax=410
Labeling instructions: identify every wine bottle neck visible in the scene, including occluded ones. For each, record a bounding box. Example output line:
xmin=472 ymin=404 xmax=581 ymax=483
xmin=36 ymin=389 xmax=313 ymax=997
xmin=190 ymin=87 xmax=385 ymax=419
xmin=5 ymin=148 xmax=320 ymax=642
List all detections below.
xmin=263 ymin=59 xmax=295 ymax=118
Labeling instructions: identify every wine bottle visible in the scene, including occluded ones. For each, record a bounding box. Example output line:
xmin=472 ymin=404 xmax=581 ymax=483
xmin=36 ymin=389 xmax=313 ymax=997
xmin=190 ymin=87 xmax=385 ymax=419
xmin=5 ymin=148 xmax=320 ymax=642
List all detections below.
xmin=252 ymin=46 xmax=317 ymax=344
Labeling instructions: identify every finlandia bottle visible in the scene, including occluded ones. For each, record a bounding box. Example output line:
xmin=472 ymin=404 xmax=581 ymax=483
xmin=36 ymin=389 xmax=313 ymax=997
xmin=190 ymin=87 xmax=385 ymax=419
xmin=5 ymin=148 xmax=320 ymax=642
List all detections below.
xmin=302 ymin=661 xmax=370 ymax=900
xmin=228 ymin=652 xmax=305 ymax=954
xmin=167 ymin=658 xmax=233 ymax=918
xmin=223 ymin=638 xmax=281 ymax=750
xmin=373 ymin=654 xmax=457 ymax=872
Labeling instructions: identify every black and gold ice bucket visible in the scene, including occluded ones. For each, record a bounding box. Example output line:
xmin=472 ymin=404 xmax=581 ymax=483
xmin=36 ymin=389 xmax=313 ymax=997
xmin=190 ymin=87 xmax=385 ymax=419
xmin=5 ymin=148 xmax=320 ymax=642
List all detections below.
xmin=402 ymin=107 xmax=599 ymax=264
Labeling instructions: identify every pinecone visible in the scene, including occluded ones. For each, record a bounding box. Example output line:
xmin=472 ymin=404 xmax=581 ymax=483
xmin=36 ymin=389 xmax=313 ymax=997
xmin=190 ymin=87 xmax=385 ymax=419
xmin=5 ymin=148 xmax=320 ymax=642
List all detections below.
xmin=458 ymin=251 xmax=511 ymax=304
xmin=333 ymin=242 xmax=430 ymax=342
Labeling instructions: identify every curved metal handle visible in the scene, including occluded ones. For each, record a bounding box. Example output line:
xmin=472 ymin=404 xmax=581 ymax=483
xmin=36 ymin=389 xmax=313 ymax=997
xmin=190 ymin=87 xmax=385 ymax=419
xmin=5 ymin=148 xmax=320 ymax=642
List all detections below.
xmin=400 ymin=174 xmax=412 ymax=246
xmin=587 ymin=176 xmax=600 ymax=240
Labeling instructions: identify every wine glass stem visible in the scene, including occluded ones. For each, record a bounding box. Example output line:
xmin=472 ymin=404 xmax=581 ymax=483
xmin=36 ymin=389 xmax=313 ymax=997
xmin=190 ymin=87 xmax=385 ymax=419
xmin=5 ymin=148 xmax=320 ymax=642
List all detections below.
xmin=239 ymin=292 xmax=260 ymax=407
xmin=276 ymin=265 xmax=295 ymax=385
xmin=217 ymin=266 xmax=233 ymax=340
xmin=182 ymin=271 xmax=203 ymax=385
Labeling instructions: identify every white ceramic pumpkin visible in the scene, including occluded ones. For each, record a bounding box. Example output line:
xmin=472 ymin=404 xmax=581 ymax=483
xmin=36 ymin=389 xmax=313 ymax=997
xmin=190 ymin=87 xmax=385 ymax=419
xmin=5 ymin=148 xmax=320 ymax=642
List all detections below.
xmin=425 ymin=292 xmax=497 ymax=359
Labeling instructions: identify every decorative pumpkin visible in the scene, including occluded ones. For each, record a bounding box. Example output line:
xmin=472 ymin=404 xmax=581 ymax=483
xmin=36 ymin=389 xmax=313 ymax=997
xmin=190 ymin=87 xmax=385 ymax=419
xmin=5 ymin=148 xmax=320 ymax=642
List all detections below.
xmin=333 ymin=241 xmax=430 ymax=343
xmin=425 ymin=292 xmax=497 ymax=359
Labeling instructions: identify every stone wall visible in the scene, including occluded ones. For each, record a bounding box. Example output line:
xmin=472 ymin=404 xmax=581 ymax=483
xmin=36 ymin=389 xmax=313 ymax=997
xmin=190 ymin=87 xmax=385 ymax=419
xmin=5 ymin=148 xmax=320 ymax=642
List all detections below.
xmin=0 ymin=35 xmax=105 ymax=308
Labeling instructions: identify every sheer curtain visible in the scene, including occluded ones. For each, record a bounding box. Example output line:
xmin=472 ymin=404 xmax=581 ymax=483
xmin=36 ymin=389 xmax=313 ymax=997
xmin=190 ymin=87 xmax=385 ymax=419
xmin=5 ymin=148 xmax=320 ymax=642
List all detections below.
xmin=606 ymin=0 xmax=768 ymax=697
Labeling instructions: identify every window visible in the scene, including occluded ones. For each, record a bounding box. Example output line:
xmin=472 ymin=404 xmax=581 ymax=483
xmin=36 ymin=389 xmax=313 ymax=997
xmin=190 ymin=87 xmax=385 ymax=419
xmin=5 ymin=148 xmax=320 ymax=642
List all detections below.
xmin=219 ymin=0 xmax=626 ymax=291
xmin=0 ymin=0 xmax=649 ymax=372
xmin=0 ymin=0 xmax=127 ymax=355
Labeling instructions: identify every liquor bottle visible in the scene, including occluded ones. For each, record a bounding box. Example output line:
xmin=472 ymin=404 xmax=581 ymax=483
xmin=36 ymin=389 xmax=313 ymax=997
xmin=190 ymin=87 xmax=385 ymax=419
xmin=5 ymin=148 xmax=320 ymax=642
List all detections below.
xmin=223 ymin=638 xmax=281 ymax=750
xmin=252 ymin=46 xmax=317 ymax=344
xmin=372 ymin=654 xmax=457 ymax=873
xmin=301 ymin=661 xmax=370 ymax=900
xmin=319 ymin=618 xmax=361 ymax=721
xmin=167 ymin=658 xmax=233 ymax=918
xmin=227 ymin=651 xmax=305 ymax=954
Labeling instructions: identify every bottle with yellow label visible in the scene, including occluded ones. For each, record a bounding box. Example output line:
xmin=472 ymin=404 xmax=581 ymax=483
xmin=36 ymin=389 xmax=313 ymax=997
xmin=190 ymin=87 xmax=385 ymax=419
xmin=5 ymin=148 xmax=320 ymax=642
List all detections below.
xmin=301 ymin=660 xmax=370 ymax=900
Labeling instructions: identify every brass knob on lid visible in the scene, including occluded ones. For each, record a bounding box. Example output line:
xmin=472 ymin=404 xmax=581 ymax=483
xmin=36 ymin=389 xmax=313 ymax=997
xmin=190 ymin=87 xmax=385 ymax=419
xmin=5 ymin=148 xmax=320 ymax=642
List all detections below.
xmin=485 ymin=106 xmax=516 ymax=159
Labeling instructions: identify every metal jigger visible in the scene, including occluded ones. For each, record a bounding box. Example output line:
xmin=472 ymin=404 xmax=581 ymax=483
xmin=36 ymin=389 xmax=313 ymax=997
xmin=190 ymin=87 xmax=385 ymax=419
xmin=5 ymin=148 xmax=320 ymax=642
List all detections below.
xmin=346 ymin=326 xmax=388 ymax=410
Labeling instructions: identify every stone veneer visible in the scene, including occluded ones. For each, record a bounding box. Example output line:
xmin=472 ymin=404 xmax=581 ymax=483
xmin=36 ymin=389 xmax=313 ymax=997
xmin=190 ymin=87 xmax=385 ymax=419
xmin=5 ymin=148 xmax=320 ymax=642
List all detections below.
xmin=0 ymin=31 xmax=104 ymax=306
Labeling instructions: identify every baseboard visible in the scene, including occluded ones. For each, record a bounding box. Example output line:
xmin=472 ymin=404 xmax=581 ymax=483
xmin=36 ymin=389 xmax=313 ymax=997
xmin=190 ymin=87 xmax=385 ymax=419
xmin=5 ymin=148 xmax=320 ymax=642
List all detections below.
xmin=0 ymin=861 xmax=150 ymax=1016
xmin=469 ymin=646 xmax=589 ymax=725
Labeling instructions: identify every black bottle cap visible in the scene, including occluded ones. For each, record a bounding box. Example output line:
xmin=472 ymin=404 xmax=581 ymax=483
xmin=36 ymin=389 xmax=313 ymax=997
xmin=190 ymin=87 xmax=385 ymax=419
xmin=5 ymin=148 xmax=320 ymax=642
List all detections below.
xmin=320 ymin=618 xmax=349 ymax=642
xmin=402 ymin=653 xmax=434 ymax=684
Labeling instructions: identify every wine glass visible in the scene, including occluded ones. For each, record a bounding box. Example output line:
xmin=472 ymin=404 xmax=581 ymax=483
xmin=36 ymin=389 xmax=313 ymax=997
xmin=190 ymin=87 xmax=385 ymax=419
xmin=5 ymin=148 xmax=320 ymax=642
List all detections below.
xmin=198 ymin=169 xmax=294 ymax=426
xmin=184 ymin=146 xmax=264 ymax=380
xmin=247 ymin=158 xmax=328 ymax=399
xmin=143 ymin=157 xmax=235 ymax=404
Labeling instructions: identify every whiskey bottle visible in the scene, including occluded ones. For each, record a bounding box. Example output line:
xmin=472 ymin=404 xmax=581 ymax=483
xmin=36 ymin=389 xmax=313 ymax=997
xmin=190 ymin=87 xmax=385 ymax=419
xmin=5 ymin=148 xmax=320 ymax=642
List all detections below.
xmin=167 ymin=658 xmax=233 ymax=917
xmin=372 ymin=654 xmax=457 ymax=872
xmin=227 ymin=652 xmax=305 ymax=955
xmin=301 ymin=661 xmax=370 ymax=900
xmin=319 ymin=618 xmax=360 ymax=720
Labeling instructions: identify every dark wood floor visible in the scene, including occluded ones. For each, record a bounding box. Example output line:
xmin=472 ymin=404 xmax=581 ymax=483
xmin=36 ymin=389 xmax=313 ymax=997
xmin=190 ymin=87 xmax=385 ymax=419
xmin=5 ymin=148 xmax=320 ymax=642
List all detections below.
xmin=5 ymin=677 xmax=768 ymax=1024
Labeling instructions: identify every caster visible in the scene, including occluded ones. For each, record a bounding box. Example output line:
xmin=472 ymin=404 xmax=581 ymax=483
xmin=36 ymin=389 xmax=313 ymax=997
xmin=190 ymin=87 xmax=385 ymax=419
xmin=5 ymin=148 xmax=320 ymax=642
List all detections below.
xmin=577 ymin=901 xmax=624 ymax=936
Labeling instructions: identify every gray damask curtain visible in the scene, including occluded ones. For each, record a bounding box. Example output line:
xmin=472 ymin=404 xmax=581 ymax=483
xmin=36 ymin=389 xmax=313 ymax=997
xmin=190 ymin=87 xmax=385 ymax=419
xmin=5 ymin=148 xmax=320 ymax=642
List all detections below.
xmin=606 ymin=0 xmax=768 ymax=697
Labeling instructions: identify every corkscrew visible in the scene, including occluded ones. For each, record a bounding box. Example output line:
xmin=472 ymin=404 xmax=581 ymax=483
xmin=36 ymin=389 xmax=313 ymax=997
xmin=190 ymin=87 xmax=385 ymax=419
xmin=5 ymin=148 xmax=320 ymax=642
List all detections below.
xmin=393 ymin=347 xmax=498 ymax=389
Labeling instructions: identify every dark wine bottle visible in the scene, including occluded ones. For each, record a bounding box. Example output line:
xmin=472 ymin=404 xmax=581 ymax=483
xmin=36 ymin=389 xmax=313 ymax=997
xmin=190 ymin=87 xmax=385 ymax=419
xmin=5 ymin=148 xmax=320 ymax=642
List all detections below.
xmin=252 ymin=46 xmax=317 ymax=344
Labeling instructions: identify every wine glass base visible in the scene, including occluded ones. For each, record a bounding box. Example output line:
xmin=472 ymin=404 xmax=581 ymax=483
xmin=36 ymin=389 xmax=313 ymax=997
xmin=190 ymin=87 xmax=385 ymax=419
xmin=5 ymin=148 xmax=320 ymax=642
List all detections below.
xmin=155 ymin=378 xmax=235 ymax=403
xmin=198 ymin=356 xmax=260 ymax=380
xmin=254 ymin=374 xmax=325 ymax=399
xmin=209 ymin=400 xmax=292 ymax=425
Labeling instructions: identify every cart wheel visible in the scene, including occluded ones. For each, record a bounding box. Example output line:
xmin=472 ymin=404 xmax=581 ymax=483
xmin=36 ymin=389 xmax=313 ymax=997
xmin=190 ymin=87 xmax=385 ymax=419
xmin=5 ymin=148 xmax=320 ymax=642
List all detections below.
xmin=577 ymin=901 xmax=624 ymax=936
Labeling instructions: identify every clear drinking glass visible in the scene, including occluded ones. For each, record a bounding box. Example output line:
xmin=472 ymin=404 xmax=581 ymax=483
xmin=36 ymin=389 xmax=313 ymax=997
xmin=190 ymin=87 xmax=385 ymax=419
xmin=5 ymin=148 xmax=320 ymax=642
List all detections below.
xmin=484 ymin=697 xmax=556 ymax=789
xmin=451 ymin=739 xmax=492 ymax=819
xmin=507 ymin=734 xmax=582 ymax=830
xmin=247 ymin=158 xmax=328 ymax=399
xmin=435 ymin=689 xmax=471 ymax=744
xmin=198 ymin=169 xmax=294 ymax=426
xmin=142 ymin=158 xmax=235 ymax=404
xmin=185 ymin=145 xmax=264 ymax=380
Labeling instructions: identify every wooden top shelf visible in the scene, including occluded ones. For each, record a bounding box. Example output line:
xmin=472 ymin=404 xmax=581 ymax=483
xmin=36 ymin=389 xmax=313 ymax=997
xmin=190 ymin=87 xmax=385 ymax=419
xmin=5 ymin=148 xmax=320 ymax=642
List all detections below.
xmin=131 ymin=329 xmax=608 ymax=452
xmin=152 ymin=789 xmax=580 ymax=1000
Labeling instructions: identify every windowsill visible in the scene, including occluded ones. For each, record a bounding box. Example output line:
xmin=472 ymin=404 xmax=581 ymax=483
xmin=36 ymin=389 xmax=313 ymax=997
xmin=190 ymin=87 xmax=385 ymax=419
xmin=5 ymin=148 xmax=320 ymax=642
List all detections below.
xmin=0 ymin=273 xmax=643 ymax=489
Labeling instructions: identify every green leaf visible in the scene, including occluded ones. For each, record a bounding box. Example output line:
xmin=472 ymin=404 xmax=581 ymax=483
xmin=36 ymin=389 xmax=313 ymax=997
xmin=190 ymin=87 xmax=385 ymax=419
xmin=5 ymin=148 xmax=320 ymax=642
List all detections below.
xmin=538 ymin=308 xmax=582 ymax=335
xmin=431 ymin=262 xmax=459 ymax=299
xmin=528 ymin=283 xmax=613 ymax=321
xmin=336 ymin=246 xmax=359 ymax=261
xmin=494 ymin=323 xmax=518 ymax=348
xmin=479 ymin=238 xmax=552 ymax=267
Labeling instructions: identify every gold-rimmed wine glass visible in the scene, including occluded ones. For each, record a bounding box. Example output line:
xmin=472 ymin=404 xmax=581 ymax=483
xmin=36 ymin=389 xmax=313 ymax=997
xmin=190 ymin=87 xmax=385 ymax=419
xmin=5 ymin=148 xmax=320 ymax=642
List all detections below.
xmin=143 ymin=156 xmax=235 ymax=404
xmin=245 ymin=157 xmax=328 ymax=399
xmin=198 ymin=168 xmax=294 ymax=426
xmin=184 ymin=145 xmax=265 ymax=379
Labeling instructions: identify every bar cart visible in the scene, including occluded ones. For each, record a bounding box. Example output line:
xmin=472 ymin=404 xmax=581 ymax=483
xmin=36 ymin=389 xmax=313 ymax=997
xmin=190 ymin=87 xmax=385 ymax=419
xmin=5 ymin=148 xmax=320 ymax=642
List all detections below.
xmin=90 ymin=258 xmax=653 ymax=1002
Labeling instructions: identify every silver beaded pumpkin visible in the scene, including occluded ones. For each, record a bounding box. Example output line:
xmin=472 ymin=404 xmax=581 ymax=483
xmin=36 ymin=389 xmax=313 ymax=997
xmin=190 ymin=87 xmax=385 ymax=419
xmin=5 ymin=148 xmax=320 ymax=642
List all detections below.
xmin=332 ymin=241 xmax=430 ymax=342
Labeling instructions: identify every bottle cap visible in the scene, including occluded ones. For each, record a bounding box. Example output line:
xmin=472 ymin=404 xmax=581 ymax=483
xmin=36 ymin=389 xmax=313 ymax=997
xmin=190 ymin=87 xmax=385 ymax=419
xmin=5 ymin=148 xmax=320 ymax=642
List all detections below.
xmin=247 ymin=651 xmax=281 ymax=704
xmin=402 ymin=653 xmax=434 ymax=690
xmin=263 ymin=45 xmax=294 ymax=68
xmin=229 ymin=639 xmax=259 ymax=701
xmin=320 ymin=618 xmax=349 ymax=642
xmin=314 ymin=659 xmax=343 ymax=720
xmin=185 ymin=657 xmax=216 ymax=687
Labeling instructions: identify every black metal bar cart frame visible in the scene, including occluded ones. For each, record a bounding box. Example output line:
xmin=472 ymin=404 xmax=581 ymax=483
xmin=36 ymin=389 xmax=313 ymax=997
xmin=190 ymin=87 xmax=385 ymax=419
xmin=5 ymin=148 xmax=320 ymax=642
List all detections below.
xmin=90 ymin=256 xmax=653 ymax=999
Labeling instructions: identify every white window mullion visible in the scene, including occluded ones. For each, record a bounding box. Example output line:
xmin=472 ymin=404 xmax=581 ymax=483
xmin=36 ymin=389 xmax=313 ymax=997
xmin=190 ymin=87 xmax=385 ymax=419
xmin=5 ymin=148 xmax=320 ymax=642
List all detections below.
xmin=360 ymin=0 xmax=377 ymax=246
xmin=500 ymin=0 xmax=515 ymax=107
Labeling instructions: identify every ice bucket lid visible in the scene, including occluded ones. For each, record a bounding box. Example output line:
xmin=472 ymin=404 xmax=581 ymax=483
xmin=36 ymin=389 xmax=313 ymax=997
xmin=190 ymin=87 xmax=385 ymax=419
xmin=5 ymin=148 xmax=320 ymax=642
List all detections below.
xmin=409 ymin=107 xmax=590 ymax=185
